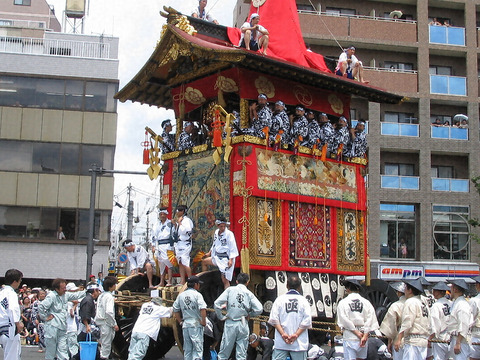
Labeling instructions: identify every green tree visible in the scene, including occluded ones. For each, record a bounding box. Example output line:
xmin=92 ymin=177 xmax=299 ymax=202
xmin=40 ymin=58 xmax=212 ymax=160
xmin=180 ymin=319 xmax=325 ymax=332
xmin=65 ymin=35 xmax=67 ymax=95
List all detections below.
xmin=470 ymin=176 xmax=480 ymax=247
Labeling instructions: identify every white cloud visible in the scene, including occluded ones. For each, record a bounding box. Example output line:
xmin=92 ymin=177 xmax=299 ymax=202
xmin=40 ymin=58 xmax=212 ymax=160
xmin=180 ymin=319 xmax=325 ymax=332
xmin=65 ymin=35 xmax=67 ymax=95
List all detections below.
xmin=47 ymin=0 xmax=237 ymax=238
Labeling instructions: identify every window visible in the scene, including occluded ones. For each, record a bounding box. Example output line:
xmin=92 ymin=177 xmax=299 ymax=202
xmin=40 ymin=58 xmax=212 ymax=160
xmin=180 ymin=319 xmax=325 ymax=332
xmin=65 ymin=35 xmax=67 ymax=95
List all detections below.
xmin=429 ymin=66 xmax=452 ymax=76
xmin=325 ymin=7 xmax=355 ymax=16
xmin=297 ymin=4 xmax=315 ymax=11
xmin=14 ymin=0 xmax=31 ymax=5
xmin=384 ymin=163 xmax=415 ymax=176
xmin=0 ymin=205 xmax=107 ymax=241
xmin=384 ymin=62 xmax=414 ymax=71
xmin=433 ymin=205 xmax=469 ymax=260
xmin=380 ymin=204 xmax=416 ymax=259
xmin=431 ymin=166 xmax=453 ymax=178
xmin=384 ymin=112 xmax=417 ymax=124
xmin=32 ymin=143 xmax=60 ymax=173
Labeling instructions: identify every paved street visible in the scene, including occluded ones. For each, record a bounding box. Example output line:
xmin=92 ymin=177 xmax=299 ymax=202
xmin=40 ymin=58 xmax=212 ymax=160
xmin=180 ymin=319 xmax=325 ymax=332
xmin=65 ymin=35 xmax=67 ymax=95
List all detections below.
xmin=0 ymin=344 xmax=184 ymax=360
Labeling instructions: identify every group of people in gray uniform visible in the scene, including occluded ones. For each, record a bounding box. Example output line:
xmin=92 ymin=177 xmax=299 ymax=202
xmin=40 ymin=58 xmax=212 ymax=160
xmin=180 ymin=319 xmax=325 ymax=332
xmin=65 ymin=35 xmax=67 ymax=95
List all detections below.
xmin=159 ymin=94 xmax=367 ymax=160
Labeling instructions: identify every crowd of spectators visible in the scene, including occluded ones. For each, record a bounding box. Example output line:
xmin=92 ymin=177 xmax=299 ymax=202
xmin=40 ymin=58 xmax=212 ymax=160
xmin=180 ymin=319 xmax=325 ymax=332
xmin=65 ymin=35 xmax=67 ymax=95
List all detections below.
xmin=431 ymin=117 xmax=468 ymax=128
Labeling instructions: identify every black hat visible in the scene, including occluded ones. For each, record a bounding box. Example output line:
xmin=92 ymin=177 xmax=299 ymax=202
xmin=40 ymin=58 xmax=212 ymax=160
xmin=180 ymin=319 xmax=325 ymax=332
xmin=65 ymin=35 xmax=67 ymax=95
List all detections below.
xmin=403 ymin=278 xmax=425 ymax=295
xmin=418 ymin=277 xmax=431 ymax=287
xmin=187 ymin=275 xmax=203 ymax=285
xmin=343 ymin=278 xmax=362 ymax=290
xmin=448 ymin=279 xmax=469 ymax=292
xmin=472 ymin=275 xmax=480 ymax=284
xmin=123 ymin=239 xmax=134 ymax=247
xmin=432 ymin=282 xmax=450 ymax=291
xmin=161 ymin=119 xmax=172 ymax=129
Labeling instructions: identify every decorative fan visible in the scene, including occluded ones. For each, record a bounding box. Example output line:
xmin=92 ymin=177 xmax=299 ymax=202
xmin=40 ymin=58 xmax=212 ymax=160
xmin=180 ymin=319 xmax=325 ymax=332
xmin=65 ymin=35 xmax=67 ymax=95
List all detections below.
xmin=167 ymin=250 xmax=178 ymax=267
xmin=193 ymin=250 xmax=206 ymax=265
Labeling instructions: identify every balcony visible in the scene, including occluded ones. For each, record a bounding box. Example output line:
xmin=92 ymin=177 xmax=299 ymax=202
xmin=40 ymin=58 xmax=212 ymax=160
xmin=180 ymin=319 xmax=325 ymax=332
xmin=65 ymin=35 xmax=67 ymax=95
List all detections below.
xmin=0 ymin=35 xmax=110 ymax=59
xmin=381 ymin=175 xmax=419 ymax=190
xmin=381 ymin=122 xmax=419 ymax=137
xmin=364 ymin=67 xmax=417 ymax=94
xmin=429 ymin=25 xmax=465 ymax=46
xmin=431 ymin=126 xmax=468 ymax=140
xmin=298 ymin=12 xmax=417 ymax=44
xmin=432 ymin=178 xmax=469 ymax=192
xmin=430 ymin=75 xmax=466 ymax=96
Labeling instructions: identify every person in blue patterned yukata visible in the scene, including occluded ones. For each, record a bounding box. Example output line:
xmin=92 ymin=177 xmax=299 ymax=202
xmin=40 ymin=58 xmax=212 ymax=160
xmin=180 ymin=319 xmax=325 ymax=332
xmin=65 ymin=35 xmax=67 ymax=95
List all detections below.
xmin=289 ymin=105 xmax=308 ymax=146
xmin=317 ymin=113 xmax=334 ymax=147
xmin=248 ymin=93 xmax=272 ymax=139
xmin=177 ymin=121 xmax=197 ymax=151
xmin=160 ymin=119 xmax=175 ymax=153
xmin=214 ymin=273 xmax=263 ymax=360
xmin=304 ymin=110 xmax=320 ymax=148
xmin=173 ymin=276 xmax=207 ymax=360
xmin=345 ymin=121 xmax=367 ymax=158
xmin=327 ymin=116 xmax=350 ymax=158
xmin=269 ymin=100 xmax=290 ymax=146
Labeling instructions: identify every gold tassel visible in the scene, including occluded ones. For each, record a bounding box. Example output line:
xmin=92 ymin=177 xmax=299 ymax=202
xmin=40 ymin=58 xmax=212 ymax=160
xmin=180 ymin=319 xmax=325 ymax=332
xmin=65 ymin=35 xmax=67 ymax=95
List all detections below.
xmin=241 ymin=247 xmax=250 ymax=275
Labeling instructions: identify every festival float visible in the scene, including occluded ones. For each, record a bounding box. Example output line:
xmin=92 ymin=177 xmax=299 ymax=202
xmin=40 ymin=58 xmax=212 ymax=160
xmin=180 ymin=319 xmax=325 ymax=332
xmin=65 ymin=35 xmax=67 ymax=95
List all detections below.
xmin=112 ymin=0 xmax=404 ymax=358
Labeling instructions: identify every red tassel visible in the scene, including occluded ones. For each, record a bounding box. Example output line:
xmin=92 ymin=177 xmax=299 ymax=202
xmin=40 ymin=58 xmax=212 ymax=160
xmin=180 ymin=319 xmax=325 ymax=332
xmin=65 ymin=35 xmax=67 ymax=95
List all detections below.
xmin=142 ymin=131 xmax=150 ymax=164
xmin=212 ymin=110 xmax=224 ymax=147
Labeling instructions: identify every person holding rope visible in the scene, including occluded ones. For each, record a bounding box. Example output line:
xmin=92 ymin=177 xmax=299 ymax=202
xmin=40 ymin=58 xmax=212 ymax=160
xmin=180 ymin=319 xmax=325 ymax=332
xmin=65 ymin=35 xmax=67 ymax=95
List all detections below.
xmin=191 ymin=0 xmax=219 ymax=24
xmin=239 ymin=13 xmax=269 ymax=55
xmin=202 ymin=217 xmax=239 ymax=289
xmin=446 ymin=279 xmax=471 ymax=359
xmin=337 ymin=278 xmax=378 ymax=360
xmin=428 ymin=282 xmax=451 ymax=360
xmin=379 ymin=282 xmax=406 ymax=360
xmin=335 ymin=46 xmax=368 ymax=84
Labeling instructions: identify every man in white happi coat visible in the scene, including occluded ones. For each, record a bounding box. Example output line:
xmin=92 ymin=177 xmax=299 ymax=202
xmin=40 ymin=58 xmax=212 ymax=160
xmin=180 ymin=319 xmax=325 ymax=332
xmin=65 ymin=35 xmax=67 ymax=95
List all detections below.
xmin=470 ymin=275 xmax=480 ymax=360
xmin=202 ymin=217 xmax=239 ymax=289
xmin=428 ymin=281 xmax=452 ymax=360
xmin=127 ymin=298 xmax=172 ymax=360
xmin=151 ymin=208 xmax=173 ymax=287
xmin=379 ymin=282 xmax=406 ymax=360
xmin=337 ymin=278 xmax=379 ymax=360
xmin=124 ymin=239 xmax=155 ymax=289
xmin=0 ymin=269 xmax=24 ymax=360
xmin=446 ymin=279 xmax=472 ymax=360
xmin=394 ymin=278 xmax=430 ymax=360
xmin=268 ymin=275 xmax=312 ymax=360
xmin=215 ymin=273 xmax=263 ymax=360
xmin=172 ymin=205 xmax=194 ymax=285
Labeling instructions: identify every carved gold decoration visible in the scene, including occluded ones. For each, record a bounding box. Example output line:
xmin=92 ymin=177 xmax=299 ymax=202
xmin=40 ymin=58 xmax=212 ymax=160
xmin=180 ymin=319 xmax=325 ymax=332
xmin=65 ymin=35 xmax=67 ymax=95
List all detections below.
xmin=159 ymin=41 xmax=192 ymax=66
xmin=293 ymin=85 xmax=313 ymax=107
xmin=161 ymin=151 xmax=181 ymax=161
xmin=349 ymin=157 xmax=368 ymax=165
xmin=254 ymin=76 xmax=275 ymax=98
xmin=252 ymin=0 xmax=267 ymax=7
xmin=174 ymin=15 xmax=197 ymax=36
xmin=184 ymin=87 xmax=206 ymax=105
xmin=328 ymin=93 xmax=344 ymax=115
xmin=215 ymin=76 xmax=239 ymax=93
xmin=248 ymin=197 xmax=282 ymax=267
xmin=240 ymin=99 xmax=250 ymax=129
xmin=168 ymin=62 xmax=232 ymax=88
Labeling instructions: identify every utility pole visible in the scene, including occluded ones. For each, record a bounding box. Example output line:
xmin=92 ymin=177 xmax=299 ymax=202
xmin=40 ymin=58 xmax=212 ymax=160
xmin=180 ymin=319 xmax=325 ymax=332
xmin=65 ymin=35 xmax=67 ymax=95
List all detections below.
xmin=126 ymin=184 xmax=134 ymax=242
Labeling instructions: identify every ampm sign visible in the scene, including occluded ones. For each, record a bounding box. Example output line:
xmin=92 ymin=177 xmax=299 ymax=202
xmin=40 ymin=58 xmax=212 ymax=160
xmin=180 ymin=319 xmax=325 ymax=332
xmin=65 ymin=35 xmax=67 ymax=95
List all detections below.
xmin=379 ymin=265 xmax=424 ymax=280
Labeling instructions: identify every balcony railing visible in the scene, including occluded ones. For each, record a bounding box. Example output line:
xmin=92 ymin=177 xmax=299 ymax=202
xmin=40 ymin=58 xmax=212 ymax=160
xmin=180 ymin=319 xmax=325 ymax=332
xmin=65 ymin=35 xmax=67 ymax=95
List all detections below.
xmin=432 ymin=178 xmax=469 ymax=192
xmin=0 ymin=18 xmax=46 ymax=29
xmin=431 ymin=126 xmax=468 ymax=140
xmin=0 ymin=36 xmax=110 ymax=59
xmin=429 ymin=25 xmax=465 ymax=46
xmin=381 ymin=122 xmax=419 ymax=137
xmin=381 ymin=175 xmax=420 ymax=190
xmin=430 ymin=75 xmax=466 ymax=96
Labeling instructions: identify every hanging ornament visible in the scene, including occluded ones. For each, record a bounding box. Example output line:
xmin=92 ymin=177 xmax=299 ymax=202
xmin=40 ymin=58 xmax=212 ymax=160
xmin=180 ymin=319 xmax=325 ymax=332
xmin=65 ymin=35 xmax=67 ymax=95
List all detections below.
xmin=212 ymin=109 xmax=224 ymax=148
xmin=142 ymin=131 xmax=150 ymax=164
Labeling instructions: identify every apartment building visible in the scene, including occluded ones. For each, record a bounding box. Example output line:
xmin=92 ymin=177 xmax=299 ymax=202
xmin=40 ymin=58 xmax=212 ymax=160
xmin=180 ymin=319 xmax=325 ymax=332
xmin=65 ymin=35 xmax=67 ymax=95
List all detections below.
xmin=0 ymin=0 xmax=118 ymax=284
xmin=234 ymin=0 xmax=480 ymax=281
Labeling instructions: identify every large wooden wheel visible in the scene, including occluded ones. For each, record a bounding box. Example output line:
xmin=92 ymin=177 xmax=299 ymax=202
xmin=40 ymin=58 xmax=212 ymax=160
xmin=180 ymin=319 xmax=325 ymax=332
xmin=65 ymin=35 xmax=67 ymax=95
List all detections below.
xmin=362 ymin=279 xmax=399 ymax=323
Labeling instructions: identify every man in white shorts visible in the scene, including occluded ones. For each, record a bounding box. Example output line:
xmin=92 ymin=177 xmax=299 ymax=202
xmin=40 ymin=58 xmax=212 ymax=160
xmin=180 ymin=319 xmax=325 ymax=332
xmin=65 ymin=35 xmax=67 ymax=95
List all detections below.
xmin=173 ymin=205 xmax=194 ymax=285
xmin=202 ymin=217 xmax=239 ymax=289
xmin=151 ymin=208 xmax=173 ymax=287
xmin=337 ymin=278 xmax=379 ymax=360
